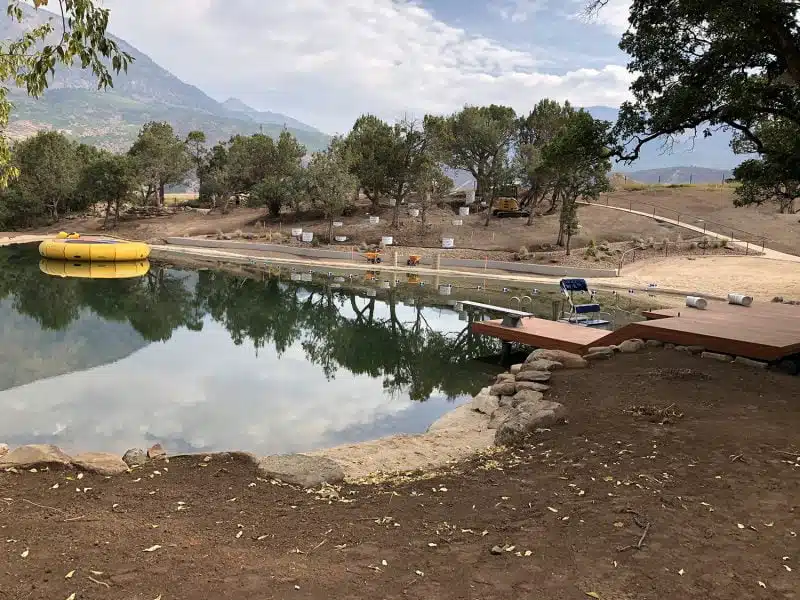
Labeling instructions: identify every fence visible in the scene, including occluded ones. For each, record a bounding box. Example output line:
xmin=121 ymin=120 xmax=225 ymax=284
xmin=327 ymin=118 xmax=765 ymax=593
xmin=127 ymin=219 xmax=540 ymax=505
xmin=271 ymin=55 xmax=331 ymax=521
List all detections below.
xmin=583 ymin=196 xmax=768 ymax=250
xmin=616 ymin=238 xmax=764 ymax=271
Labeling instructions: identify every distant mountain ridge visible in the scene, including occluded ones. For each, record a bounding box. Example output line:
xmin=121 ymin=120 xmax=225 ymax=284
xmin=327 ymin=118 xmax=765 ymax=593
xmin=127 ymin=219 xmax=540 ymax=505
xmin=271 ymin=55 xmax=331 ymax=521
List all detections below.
xmin=1 ymin=5 xmax=331 ymax=152
xmin=617 ymin=167 xmax=732 ymax=185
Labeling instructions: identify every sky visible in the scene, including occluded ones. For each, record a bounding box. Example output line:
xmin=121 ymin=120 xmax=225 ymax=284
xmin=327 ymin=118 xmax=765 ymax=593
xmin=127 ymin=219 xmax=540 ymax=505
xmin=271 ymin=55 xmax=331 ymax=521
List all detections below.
xmin=97 ymin=0 xmax=635 ymax=133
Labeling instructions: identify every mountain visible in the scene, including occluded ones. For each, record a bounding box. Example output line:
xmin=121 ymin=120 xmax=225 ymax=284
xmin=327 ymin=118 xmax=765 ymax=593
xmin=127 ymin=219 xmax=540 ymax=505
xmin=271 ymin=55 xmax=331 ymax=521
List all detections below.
xmin=583 ymin=106 xmax=755 ymax=171
xmin=1 ymin=6 xmax=331 ymax=152
xmin=617 ymin=167 xmax=732 ymax=185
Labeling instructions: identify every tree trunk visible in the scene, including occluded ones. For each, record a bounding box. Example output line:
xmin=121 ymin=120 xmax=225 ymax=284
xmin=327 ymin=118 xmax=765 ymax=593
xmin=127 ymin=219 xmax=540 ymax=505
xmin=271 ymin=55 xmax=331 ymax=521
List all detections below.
xmin=328 ymin=216 xmax=334 ymax=246
xmin=484 ymin=197 xmax=494 ymax=227
xmin=392 ymin=198 xmax=400 ymax=228
xmin=103 ymin=198 xmax=113 ymax=228
xmin=566 ymin=228 xmax=572 ymax=256
xmin=114 ymin=198 xmax=121 ymax=227
xmin=50 ymin=201 xmax=59 ymax=222
xmin=158 ymin=182 xmax=165 ymax=207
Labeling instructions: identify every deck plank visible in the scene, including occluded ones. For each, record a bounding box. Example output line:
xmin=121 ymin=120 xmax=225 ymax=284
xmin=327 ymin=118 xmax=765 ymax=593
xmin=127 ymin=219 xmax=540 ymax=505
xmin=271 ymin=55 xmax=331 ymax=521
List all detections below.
xmin=471 ymin=317 xmax=608 ymax=354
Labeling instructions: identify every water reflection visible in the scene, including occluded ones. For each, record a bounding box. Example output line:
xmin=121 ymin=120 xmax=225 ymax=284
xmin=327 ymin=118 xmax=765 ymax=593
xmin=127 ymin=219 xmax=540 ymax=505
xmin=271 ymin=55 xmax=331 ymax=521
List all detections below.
xmin=0 ymin=246 xmax=500 ymax=455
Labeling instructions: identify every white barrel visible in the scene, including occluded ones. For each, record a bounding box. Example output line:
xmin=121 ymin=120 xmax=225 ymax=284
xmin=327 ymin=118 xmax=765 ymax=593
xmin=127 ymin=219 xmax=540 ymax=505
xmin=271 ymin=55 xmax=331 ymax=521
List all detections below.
xmin=438 ymin=284 xmax=453 ymax=296
xmin=369 ymin=216 xmax=380 ymax=225
xmin=465 ymin=190 xmax=476 ymax=205
xmin=366 ymin=289 xmax=377 ymax=298
xmin=728 ymin=293 xmax=753 ymax=307
xmin=301 ymin=231 xmax=314 ymax=243
xmin=333 ymin=276 xmax=346 ymax=283
xmin=333 ymin=221 xmax=343 ymax=227
xmin=388 ymin=199 xmax=397 ymax=207
xmin=381 ymin=280 xmax=392 ymax=289
xmin=686 ymin=296 xmax=708 ymax=310
xmin=290 ymin=272 xmax=301 ymax=282
xmin=452 ymin=219 xmax=463 ymax=226
xmin=441 ymin=237 xmax=455 ymax=249
xmin=300 ymin=273 xmax=313 ymax=282
xmin=459 ymin=206 xmax=470 ymax=216
xmin=454 ymin=302 xmax=464 ymax=312
xmin=408 ymin=208 xmax=420 ymax=217
xmin=291 ymin=227 xmax=303 ymax=237
xmin=334 ymin=235 xmax=347 ymax=242
xmin=381 ymin=236 xmax=393 ymax=246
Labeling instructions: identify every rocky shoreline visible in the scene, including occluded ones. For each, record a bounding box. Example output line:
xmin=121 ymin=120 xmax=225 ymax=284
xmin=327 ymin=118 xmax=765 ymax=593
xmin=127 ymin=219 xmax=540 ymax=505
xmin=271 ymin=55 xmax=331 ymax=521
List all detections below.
xmin=0 ymin=340 xmax=771 ymax=486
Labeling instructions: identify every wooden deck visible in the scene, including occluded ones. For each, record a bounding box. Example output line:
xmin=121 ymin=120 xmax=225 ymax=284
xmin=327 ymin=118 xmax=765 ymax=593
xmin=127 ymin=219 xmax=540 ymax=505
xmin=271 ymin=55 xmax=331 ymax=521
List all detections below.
xmin=471 ymin=301 xmax=800 ymax=362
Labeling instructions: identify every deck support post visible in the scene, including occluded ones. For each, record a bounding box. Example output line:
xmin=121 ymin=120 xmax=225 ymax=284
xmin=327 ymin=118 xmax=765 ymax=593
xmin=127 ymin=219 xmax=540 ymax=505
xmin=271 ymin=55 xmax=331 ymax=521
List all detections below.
xmin=500 ymin=341 xmax=513 ymax=366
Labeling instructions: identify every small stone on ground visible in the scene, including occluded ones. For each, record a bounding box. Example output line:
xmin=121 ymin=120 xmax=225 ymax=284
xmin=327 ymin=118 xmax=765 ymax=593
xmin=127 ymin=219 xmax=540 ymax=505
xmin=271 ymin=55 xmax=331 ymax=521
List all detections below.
xmin=618 ymin=339 xmax=645 ymax=353
xmin=701 ymin=351 xmax=734 ymax=363
xmin=148 ymin=443 xmax=167 ymax=460
xmin=257 ymin=454 xmax=345 ymax=487
xmin=122 ymin=448 xmax=148 ymax=468
xmin=72 ymin=452 xmax=129 ymax=476
xmin=0 ymin=444 xmax=72 ymax=469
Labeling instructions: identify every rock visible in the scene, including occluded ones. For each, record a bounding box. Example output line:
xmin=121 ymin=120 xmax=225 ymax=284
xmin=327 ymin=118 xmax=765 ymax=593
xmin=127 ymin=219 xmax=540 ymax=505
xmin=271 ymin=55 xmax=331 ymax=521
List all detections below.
xmin=701 ymin=351 xmax=733 ymax=363
xmin=511 ymin=389 xmax=544 ymax=407
xmin=646 ymin=339 xmax=664 ymax=348
xmin=676 ymin=345 xmax=705 ymax=355
xmin=618 ymin=339 xmax=645 ymax=353
xmin=734 ymin=356 xmax=769 ymax=369
xmin=494 ymin=400 xmax=567 ymax=446
xmin=526 ymin=349 xmax=587 ymax=369
xmin=0 ymin=443 xmax=8 ymax=459
xmin=515 ymin=381 xmax=550 ymax=392
xmin=488 ymin=406 xmax=514 ymax=430
xmin=72 ymin=452 xmax=129 ymax=476
xmin=587 ymin=346 xmax=614 ymax=354
xmin=515 ymin=370 xmax=551 ymax=383
xmin=665 ymin=343 xmax=676 ymax=350
xmin=510 ymin=364 xmax=523 ymax=375
xmin=585 ymin=348 xmax=614 ymax=360
xmin=490 ymin=545 xmax=504 ymax=555
xmin=521 ymin=359 xmax=562 ymax=372
xmin=147 ymin=443 xmax=167 ymax=460
xmin=490 ymin=381 xmax=517 ymax=396
xmin=257 ymin=454 xmax=345 ymax=487
xmin=495 ymin=372 xmax=515 ymax=383
xmin=122 ymin=448 xmax=148 ymax=468
xmin=471 ymin=391 xmax=500 ymax=415
xmin=0 ymin=444 xmax=72 ymax=469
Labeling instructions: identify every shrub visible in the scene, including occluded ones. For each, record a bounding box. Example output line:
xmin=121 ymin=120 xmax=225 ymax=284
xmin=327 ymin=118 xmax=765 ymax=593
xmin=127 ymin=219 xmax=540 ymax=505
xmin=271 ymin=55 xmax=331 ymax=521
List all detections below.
xmin=689 ymin=241 xmax=698 ymax=250
xmin=515 ymin=246 xmax=530 ymax=260
xmin=233 ymin=229 xmax=243 ymax=239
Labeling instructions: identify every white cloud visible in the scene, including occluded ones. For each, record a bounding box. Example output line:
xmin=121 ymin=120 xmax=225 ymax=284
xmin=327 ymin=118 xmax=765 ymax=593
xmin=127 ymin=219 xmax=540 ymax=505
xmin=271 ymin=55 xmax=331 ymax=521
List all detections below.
xmin=575 ymin=0 xmax=631 ymax=35
xmin=490 ymin=0 xmax=547 ymax=23
xmin=97 ymin=0 xmax=632 ymax=132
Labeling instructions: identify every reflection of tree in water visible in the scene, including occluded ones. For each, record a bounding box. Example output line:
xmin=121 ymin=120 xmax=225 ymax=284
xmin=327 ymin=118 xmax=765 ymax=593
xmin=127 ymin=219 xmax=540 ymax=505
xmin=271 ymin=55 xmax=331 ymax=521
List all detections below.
xmin=0 ymin=245 xmax=499 ymax=401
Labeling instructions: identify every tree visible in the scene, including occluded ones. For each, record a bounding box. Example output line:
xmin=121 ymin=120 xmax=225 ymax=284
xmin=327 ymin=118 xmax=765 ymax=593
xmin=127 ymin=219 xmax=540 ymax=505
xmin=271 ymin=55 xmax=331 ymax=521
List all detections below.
xmin=198 ymin=142 xmax=234 ymax=211
xmin=542 ymin=110 xmax=613 ymax=254
xmin=185 ymin=130 xmax=208 ymax=193
xmin=0 ymin=1 xmax=132 ymax=187
xmin=412 ymin=159 xmax=453 ymax=226
xmin=11 ymin=131 xmax=80 ymax=221
xmin=78 ymin=152 xmax=135 ymax=227
xmin=345 ymin=115 xmax=395 ymax=207
xmin=732 ymin=118 xmax=800 ymax=214
xmin=516 ymin=99 xmax=575 ymax=224
xmin=587 ymin=0 xmax=800 ymax=162
xmin=386 ymin=118 xmax=430 ymax=227
xmin=425 ymin=105 xmax=517 ymax=225
xmin=306 ymin=138 xmax=358 ymax=243
xmin=128 ymin=122 xmax=190 ymax=206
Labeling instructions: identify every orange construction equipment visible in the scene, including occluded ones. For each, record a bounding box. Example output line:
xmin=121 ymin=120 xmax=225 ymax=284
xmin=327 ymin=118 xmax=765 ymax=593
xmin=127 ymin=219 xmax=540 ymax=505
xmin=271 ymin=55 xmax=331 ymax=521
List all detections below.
xmin=363 ymin=251 xmax=383 ymax=264
xmin=406 ymin=254 xmax=422 ymax=266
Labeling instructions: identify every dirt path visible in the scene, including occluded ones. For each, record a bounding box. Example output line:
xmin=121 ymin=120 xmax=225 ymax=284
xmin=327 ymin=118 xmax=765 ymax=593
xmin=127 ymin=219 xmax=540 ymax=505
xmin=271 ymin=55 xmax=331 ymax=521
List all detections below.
xmin=1 ymin=350 xmax=798 ymax=599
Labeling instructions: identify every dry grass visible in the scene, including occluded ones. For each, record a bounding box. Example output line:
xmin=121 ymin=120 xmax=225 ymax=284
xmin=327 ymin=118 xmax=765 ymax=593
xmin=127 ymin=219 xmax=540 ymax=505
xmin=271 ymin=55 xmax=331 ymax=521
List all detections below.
xmin=164 ymin=192 xmax=198 ymax=205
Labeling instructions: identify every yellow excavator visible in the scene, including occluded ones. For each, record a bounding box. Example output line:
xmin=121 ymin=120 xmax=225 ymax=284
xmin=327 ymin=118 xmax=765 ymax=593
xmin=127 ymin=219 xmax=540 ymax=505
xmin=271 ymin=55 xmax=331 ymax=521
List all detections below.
xmin=490 ymin=185 xmax=530 ymax=218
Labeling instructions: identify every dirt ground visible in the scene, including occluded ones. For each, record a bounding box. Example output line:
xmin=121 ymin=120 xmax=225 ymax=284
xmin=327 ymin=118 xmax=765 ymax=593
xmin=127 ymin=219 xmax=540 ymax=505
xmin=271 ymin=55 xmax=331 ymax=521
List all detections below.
xmin=1 ymin=350 xmax=798 ymax=600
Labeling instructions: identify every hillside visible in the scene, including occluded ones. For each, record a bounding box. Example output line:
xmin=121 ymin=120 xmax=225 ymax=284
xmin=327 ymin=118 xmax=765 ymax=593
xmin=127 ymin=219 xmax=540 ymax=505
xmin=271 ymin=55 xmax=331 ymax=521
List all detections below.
xmin=618 ymin=167 xmax=731 ymax=185
xmin=1 ymin=6 xmax=331 ymax=152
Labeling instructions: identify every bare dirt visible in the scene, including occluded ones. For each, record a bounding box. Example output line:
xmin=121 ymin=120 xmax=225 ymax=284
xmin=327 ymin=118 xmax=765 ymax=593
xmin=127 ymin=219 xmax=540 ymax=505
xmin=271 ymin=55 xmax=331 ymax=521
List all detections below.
xmin=2 ymin=350 xmax=798 ymax=600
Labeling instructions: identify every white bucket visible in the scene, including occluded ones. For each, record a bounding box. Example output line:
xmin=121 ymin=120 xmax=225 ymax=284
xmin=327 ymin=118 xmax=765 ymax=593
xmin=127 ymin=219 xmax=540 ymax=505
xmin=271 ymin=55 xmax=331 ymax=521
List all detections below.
xmin=408 ymin=208 xmax=420 ymax=217
xmin=333 ymin=276 xmax=346 ymax=283
xmin=388 ymin=199 xmax=397 ymax=207
xmin=369 ymin=216 xmax=380 ymax=225
xmin=438 ymin=284 xmax=453 ymax=296
xmin=465 ymin=190 xmax=476 ymax=205
xmin=728 ymin=293 xmax=753 ymax=307
xmin=300 ymin=273 xmax=313 ymax=282
xmin=441 ymin=237 xmax=455 ymax=249
xmin=381 ymin=236 xmax=393 ymax=246
xmin=459 ymin=206 xmax=470 ymax=216
xmin=686 ymin=296 xmax=708 ymax=310
xmin=291 ymin=228 xmax=303 ymax=238
xmin=381 ymin=280 xmax=392 ymax=290
xmin=334 ymin=235 xmax=347 ymax=242
xmin=452 ymin=219 xmax=463 ymax=226
xmin=301 ymin=232 xmax=314 ymax=243
xmin=290 ymin=273 xmax=301 ymax=282
xmin=333 ymin=221 xmax=343 ymax=228
xmin=366 ymin=289 xmax=377 ymax=298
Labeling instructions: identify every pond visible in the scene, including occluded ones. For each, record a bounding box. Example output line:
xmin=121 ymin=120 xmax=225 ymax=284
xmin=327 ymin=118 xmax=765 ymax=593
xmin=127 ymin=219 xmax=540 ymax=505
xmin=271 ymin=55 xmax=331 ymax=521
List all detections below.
xmin=0 ymin=244 xmax=639 ymax=457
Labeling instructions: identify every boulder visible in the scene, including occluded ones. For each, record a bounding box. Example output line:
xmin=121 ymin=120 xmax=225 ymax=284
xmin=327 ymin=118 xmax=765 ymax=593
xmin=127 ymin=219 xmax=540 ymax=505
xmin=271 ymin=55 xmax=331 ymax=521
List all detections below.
xmin=490 ymin=381 xmax=517 ymax=396
xmin=494 ymin=400 xmax=567 ymax=446
xmin=521 ymin=359 xmax=562 ymax=372
xmin=587 ymin=346 xmax=614 ymax=354
xmin=511 ymin=389 xmax=544 ymax=407
xmin=676 ymin=345 xmax=705 ymax=355
xmin=0 ymin=444 xmax=72 ymax=469
xmin=515 ymin=370 xmax=551 ymax=383
xmin=494 ymin=372 xmax=515 ymax=383
xmin=734 ymin=356 xmax=768 ymax=369
xmin=665 ymin=343 xmax=676 ymax=350
xmin=72 ymin=452 xmax=129 ymax=476
xmin=645 ymin=339 xmax=664 ymax=348
xmin=510 ymin=364 xmax=523 ymax=375
xmin=526 ymin=349 xmax=587 ymax=369
xmin=471 ymin=391 xmax=500 ymax=416
xmin=515 ymin=381 xmax=550 ymax=392
xmin=585 ymin=348 xmax=614 ymax=361
xmin=618 ymin=339 xmax=645 ymax=353
xmin=257 ymin=454 xmax=345 ymax=487
xmin=0 ymin=443 xmax=8 ymax=459
xmin=147 ymin=443 xmax=167 ymax=460
xmin=701 ymin=351 xmax=733 ymax=363
xmin=122 ymin=448 xmax=148 ymax=468
xmin=488 ymin=406 xmax=514 ymax=430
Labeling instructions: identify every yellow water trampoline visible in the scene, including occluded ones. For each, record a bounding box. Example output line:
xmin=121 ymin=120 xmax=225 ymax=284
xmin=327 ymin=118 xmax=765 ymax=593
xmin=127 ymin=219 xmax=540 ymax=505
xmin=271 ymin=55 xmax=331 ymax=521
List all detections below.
xmin=38 ymin=233 xmax=150 ymax=261
xmin=39 ymin=259 xmax=150 ymax=279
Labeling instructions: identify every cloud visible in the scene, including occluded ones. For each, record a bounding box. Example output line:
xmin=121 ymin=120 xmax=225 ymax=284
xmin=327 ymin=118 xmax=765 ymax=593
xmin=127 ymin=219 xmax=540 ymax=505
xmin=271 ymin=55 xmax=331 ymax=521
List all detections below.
xmin=489 ymin=0 xmax=547 ymax=23
xmin=98 ymin=0 xmax=633 ymax=132
xmin=575 ymin=0 xmax=631 ymax=35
